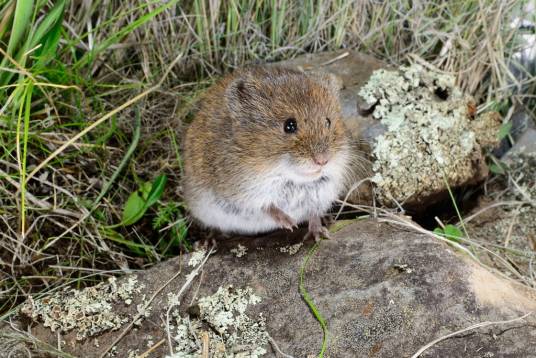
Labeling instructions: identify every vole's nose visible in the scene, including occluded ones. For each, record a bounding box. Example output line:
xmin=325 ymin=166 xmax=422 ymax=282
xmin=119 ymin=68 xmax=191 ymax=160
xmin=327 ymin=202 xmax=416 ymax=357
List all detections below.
xmin=313 ymin=152 xmax=329 ymax=166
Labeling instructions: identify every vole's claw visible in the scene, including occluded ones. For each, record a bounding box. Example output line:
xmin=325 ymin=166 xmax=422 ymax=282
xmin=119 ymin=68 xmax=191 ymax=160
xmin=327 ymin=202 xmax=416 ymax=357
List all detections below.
xmin=193 ymin=236 xmax=218 ymax=251
xmin=306 ymin=215 xmax=332 ymax=241
xmin=305 ymin=226 xmax=331 ymax=242
xmin=267 ymin=205 xmax=297 ymax=231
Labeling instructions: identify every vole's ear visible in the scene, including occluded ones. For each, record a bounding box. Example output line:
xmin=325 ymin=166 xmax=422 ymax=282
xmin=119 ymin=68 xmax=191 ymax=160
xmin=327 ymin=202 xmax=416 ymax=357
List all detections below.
xmin=225 ymin=73 xmax=258 ymax=114
xmin=310 ymin=71 xmax=343 ymax=95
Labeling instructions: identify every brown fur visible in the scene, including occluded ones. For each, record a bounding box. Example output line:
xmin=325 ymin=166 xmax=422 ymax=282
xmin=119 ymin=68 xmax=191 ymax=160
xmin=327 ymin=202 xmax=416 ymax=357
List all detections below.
xmin=183 ymin=66 xmax=348 ymax=204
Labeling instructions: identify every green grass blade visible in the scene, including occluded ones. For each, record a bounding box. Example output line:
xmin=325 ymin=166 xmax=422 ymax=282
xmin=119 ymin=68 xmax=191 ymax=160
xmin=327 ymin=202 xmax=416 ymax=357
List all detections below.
xmin=0 ymin=0 xmax=65 ymax=86
xmin=27 ymin=0 xmax=65 ymax=53
xmin=93 ymin=111 xmax=140 ymax=206
xmin=33 ymin=13 xmax=63 ymax=69
xmin=0 ymin=0 xmax=33 ymax=84
xmin=0 ymin=1 xmax=15 ymax=39
xmin=6 ymin=0 xmax=33 ymax=56
xmin=300 ymin=241 xmax=329 ymax=357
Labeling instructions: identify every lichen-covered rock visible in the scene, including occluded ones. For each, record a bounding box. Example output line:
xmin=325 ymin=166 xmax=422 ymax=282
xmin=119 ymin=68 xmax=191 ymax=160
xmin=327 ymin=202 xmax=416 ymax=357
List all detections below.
xmin=359 ymin=64 xmax=501 ymax=206
xmin=3 ymin=220 xmax=536 ymax=357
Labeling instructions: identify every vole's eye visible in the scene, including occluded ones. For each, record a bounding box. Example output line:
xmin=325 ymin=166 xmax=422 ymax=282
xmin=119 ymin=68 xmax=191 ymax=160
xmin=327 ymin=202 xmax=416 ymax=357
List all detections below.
xmin=325 ymin=117 xmax=331 ymax=128
xmin=284 ymin=118 xmax=298 ymax=134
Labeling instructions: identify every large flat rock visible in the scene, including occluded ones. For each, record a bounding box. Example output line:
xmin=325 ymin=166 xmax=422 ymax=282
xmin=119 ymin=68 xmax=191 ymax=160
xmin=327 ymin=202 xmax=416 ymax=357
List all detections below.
xmin=3 ymin=220 xmax=536 ymax=357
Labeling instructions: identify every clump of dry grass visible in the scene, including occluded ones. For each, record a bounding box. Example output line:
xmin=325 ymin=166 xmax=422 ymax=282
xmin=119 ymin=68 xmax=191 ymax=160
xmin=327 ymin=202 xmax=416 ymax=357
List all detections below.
xmin=0 ymin=0 xmax=535 ymax=319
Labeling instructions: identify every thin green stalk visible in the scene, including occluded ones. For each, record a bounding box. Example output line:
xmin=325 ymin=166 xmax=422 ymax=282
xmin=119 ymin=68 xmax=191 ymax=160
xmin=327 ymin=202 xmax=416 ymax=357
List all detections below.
xmin=299 ymin=241 xmax=328 ymax=357
xmin=441 ymin=170 xmax=470 ymax=240
xmin=93 ymin=108 xmax=140 ymax=205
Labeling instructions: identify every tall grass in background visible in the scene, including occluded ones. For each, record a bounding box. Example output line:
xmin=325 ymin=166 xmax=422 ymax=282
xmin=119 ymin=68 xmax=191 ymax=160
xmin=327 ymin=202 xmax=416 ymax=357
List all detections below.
xmin=0 ymin=0 xmax=534 ymax=316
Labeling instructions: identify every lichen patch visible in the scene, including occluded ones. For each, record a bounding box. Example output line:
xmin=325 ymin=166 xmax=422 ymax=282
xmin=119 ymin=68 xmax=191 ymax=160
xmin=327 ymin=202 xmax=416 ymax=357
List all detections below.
xmin=230 ymin=244 xmax=248 ymax=258
xmin=167 ymin=286 xmax=267 ymax=357
xmin=20 ymin=276 xmax=144 ymax=340
xmin=279 ymin=243 xmax=303 ymax=255
xmin=188 ymin=249 xmax=207 ymax=267
xmin=359 ymin=64 xmax=501 ymax=205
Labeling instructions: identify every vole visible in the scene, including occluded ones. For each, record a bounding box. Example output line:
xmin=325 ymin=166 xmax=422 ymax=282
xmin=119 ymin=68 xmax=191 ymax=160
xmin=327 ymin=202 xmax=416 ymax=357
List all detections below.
xmin=182 ymin=66 xmax=351 ymax=241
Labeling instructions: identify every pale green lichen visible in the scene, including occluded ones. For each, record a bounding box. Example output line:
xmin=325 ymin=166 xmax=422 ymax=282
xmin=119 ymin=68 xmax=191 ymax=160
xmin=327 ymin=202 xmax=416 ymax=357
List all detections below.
xmin=188 ymin=249 xmax=207 ymax=267
xmin=20 ymin=276 xmax=144 ymax=341
xmin=359 ymin=64 xmax=501 ymax=205
xmin=166 ymin=286 xmax=267 ymax=358
xmin=230 ymin=244 xmax=248 ymax=258
xmin=279 ymin=243 xmax=303 ymax=255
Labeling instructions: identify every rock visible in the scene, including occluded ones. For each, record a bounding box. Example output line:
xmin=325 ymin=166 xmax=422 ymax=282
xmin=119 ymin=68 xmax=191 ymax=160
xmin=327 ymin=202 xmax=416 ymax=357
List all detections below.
xmin=503 ymin=128 xmax=536 ymax=161
xmin=278 ymin=51 xmax=502 ymax=209
xmin=3 ymin=220 xmax=536 ymax=357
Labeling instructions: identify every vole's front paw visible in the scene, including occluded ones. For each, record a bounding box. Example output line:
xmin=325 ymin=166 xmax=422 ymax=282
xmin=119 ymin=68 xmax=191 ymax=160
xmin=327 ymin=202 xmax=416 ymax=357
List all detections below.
xmin=193 ymin=236 xmax=217 ymax=251
xmin=305 ymin=226 xmax=331 ymax=242
xmin=267 ymin=205 xmax=298 ymax=232
xmin=306 ymin=216 xmax=331 ymax=242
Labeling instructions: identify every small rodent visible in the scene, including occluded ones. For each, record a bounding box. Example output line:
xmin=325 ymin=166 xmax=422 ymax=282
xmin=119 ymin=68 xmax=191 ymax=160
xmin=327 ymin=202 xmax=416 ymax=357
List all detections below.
xmin=183 ymin=66 xmax=351 ymax=240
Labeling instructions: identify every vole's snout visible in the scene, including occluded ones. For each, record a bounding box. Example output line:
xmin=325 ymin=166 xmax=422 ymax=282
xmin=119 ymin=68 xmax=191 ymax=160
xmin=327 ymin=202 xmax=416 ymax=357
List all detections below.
xmin=312 ymin=152 xmax=330 ymax=166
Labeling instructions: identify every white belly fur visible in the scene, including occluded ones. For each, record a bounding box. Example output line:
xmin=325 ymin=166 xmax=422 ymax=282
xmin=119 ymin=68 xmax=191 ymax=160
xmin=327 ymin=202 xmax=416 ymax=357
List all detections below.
xmin=189 ymin=174 xmax=344 ymax=234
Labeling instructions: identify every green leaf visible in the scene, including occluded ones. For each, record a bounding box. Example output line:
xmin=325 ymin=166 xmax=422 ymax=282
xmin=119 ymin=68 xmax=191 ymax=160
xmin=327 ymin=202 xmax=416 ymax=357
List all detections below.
xmin=121 ymin=191 xmax=145 ymax=226
xmin=498 ymin=122 xmax=512 ymax=140
xmin=33 ymin=2 xmax=65 ymax=68
xmin=27 ymin=0 xmax=64 ymax=51
xmin=140 ymin=181 xmax=152 ymax=200
xmin=145 ymin=174 xmax=167 ymax=207
xmin=489 ymin=163 xmax=506 ymax=175
xmin=443 ymin=224 xmax=463 ymax=242
xmin=116 ymin=174 xmax=167 ymax=227
xmin=434 ymin=225 xmax=463 ymax=243
xmin=433 ymin=227 xmax=444 ymax=235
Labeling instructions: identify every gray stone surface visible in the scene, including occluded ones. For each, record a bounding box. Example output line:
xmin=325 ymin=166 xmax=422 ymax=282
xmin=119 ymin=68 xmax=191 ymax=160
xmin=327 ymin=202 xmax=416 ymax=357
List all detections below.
xmin=505 ymin=128 xmax=536 ymax=159
xmin=3 ymin=220 xmax=536 ymax=357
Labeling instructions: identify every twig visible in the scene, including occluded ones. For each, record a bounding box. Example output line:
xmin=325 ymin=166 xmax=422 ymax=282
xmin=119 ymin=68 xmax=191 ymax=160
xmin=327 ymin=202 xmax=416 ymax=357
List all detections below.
xmin=411 ymin=312 xmax=532 ymax=358
xmin=320 ymin=51 xmax=349 ymax=66
xmin=267 ymin=332 xmax=295 ymax=358
xmin=504 ymin=204 xmax=523 ymax=248
xmin=136 ymin=339 xmax=165 ymax=358
xmin=201 ymin=331 xmax=209 ymax=358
